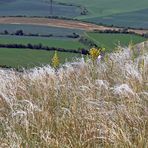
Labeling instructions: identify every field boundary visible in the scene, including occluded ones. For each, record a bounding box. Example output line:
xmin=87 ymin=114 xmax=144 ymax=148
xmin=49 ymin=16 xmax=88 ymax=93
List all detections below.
xmin=0 ymin=17 xmax=148 ymax=35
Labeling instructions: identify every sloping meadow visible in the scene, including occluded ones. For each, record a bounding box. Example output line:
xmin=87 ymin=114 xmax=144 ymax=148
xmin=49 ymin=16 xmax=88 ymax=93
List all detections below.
xmin=0 ymin=42 xmax=148 ymax=147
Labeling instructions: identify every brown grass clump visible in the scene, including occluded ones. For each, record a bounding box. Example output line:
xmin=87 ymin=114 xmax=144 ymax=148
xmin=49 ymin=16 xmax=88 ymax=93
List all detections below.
xmin=0 ymin=43 xmax=148 ymax=147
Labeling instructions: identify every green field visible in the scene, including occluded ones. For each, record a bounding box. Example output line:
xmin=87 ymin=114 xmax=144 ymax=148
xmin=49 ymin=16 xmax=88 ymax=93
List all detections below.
xmin=0 ymin=0 xmax=81 ymax=17
xmin=0 ymin=32 xmax=146 ymax=68
xmin=57 ymin=0 xmax=148 ymax=29
xmin=57 ymin=0 xmax=148 ymax=18
xmin=0 ymin=35 xmax=86 ymax=49
xmin=0 ymin=34 xmax=85 ymax=68
xmin=86 ymin=32 xmax=147 ymax=51
xmin=0 ymin=24 xmax=84 ymax=36
xmin=0 ymin=48 xmax=81 ymax=68
xmin=87 ymin=8 xmax=148 ymax=29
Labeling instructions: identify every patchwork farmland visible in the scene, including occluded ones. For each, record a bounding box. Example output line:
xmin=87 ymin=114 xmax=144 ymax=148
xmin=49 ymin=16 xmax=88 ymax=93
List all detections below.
xmin=0 ymin=0 xmax=148 ymax=68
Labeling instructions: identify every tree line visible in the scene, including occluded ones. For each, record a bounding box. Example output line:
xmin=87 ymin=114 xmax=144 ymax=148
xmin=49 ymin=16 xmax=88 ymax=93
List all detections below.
xmin=0 ymin=43 xmax=89 ymax=55
xmin=0 ymin=30 xmax=80 ymax=39
xmin=93 ymin=28 xmax=148 ymax=38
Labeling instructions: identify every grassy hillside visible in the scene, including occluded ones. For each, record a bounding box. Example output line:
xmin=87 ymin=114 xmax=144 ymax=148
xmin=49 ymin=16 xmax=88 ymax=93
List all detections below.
xmin=1 ymin=43 xmax=148 ymax=147
xmin=86 ymin=32 xmax=147 ymax=51
xmin=87 ymin=8 xmax=148 ymax=29
xmin=57 ymin=0 xmax=148 ymax=18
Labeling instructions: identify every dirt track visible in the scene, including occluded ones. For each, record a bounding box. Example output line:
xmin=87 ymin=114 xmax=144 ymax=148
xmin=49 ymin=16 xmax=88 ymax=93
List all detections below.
xmin=0 ymin=17 xmax=148 ymax=35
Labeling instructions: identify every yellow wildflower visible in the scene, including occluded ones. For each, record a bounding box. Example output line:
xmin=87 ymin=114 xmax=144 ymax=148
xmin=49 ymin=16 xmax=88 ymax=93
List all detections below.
xmin=52 ymin=51 xmax=60 ymax=68
xmin=89 ymin=47 xmax=100 ymax=61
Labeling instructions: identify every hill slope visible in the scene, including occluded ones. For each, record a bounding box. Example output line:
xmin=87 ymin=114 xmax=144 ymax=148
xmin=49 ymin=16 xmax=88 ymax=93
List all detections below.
xmin=0 ymin=42 xmax=148 ymax=147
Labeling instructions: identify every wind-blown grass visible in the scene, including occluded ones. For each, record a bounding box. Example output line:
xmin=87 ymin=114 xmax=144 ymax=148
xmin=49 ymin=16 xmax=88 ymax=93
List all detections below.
xmin=0 ymin=42 xmax=148 ymax=147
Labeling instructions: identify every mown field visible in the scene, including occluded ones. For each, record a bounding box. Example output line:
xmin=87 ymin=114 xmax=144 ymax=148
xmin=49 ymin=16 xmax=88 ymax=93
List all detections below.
xmin=86 ymin=32 xmax=147 ymax=51
xmin=0 ymin=48 xmax=81 ymax=68
xmin=0 ymin=35 xmax=86 ymax=49
xmin=0 ymin=25 xmax=86 ymax=68
xmin=0 ymin=24 xmax=84 ymax=36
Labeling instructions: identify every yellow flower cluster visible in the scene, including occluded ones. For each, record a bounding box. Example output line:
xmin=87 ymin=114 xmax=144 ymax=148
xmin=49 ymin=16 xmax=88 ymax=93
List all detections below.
xmin=52 ymin=51 xmax=60 ymax=68
xmin=89 ymin=47 xmax=100 ymax=61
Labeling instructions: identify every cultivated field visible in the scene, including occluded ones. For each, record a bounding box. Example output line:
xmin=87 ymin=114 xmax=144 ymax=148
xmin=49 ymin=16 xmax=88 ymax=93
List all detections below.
xmin=0 ymin=24 xmax=146 ymax=68
xmin=0 ymin=17 xmax=148 ymax=35
xmin=0 ymin=24 xmax=84 ymax=36
xmin=86 ymin=32 xmax=147 ymax=51
xmin=0 ymin=35 xmax=86 ymax=49
xmin=0 ymin=24 xmax=87 ymax=69
xmin=0 ymin=0 xmax=81 ymax=17
xmin=88 ymin=8 xmax=148 ymax=29
xmin=0 ymin=48 xmax=81 ymax=68
xmin=1 ymin=0 xmax=148 ymax=28
xmin=56 ymin=0 xmax=148 ymax=28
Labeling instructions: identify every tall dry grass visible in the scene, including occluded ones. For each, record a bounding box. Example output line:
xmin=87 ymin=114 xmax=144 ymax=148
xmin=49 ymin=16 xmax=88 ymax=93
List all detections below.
xmin=0 ymin=43 xmax=148 ymax=147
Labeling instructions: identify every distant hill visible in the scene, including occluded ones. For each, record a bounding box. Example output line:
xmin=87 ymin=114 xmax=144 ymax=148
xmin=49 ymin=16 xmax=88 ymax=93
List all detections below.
xmin=57 ymin=0 xmax=148 ymax=29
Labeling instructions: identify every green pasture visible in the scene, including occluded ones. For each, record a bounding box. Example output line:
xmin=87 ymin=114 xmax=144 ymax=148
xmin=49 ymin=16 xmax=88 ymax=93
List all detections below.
xmin=0 ymin=48 xmax=81 ymax=68
xmin=0 ymin=35 xmax=86 ymax=49
xmin=86 ymin=32 xmax=147 ymax=51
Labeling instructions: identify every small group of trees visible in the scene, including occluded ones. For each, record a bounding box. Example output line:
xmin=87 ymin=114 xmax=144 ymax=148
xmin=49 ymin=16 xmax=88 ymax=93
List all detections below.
xmin=1 ymin=29 xmax=24 ymax=36
xmin=79 ymin=37 xmax=98 ymax=48
xmin=66 ymin=33 xmax=80 ymax=38
xmin=0 ymin=30 xmax=80 ymax=39
xmin=94 ymin=28 xmax=129 ymax=34
xmin=80 ymin=7 xmax=88 ymax=15
xmin=93 ymin=28 xmax=148 ymax=38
